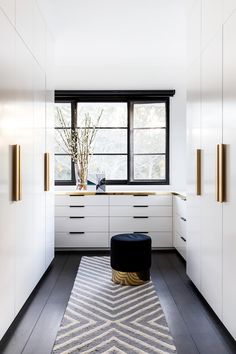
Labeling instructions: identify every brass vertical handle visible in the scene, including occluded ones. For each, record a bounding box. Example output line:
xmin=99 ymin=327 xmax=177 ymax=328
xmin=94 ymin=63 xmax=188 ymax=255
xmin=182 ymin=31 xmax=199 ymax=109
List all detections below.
xmin=12 ymin=144 xmax=22 ymax=201
xmin=216 ymin=145 xmax=220 ymax=201
xmin=196 ymin=149 xmax=201 ymax=196
xmin=44 ymin=153 xmax=50 ymax=192
xmin=218 ymin=144 xmax=226 ymax=203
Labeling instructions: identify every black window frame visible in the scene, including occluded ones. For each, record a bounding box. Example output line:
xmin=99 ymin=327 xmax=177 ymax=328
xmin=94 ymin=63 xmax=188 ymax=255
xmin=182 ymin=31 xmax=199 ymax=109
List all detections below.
xmin=55 ymin=90 xmax=175 ymax=186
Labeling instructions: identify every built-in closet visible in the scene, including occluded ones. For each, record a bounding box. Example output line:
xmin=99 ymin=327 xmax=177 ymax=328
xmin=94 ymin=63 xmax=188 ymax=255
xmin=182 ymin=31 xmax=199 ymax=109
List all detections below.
xmin=187 ymin=0 xmax=236 ymax=339
xmin=0 ymin=0 xmax=54 ymax=340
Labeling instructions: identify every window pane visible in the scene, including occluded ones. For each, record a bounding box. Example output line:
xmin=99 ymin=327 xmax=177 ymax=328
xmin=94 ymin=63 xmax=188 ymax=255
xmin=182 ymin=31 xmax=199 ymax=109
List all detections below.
xmin=55 ymin=129 xmax=71 ymax=153
xmin=133 ymin=155 xmax=166 ymax=180
xmin=55 ymin=155 xmax=72 ymax=180
xmin=77 ymin=102 xmax=127 ymax=127
xmin=89 ymin=155 xmax=127 ymax=180
xmin=133 ymin=102 xmax=166 ymax=128
xmin=55 ymin=103 xmax=71 ymax=127
xmin=133 ymin=129 xmax=166 ymax=154
xmin=93 ymin=129 xmax=127 ymax=153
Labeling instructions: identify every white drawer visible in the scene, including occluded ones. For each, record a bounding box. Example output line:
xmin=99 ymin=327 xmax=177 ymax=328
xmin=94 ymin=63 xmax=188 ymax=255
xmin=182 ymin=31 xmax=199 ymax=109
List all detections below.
xmin=110 ymin=205 xmax=172 ymax=217
xmin=55 ymin=216 xmax=109 ymax=232
xmin=110 ymin=216 xmax=172 ymax=232
xmin=174 ymin=231 xmax=186 ymax=260
xmin=109 ymin=232 xmax=173 ymax=248
xmin=109 ymin=195 xmax=172 ymax=206
xmin=55 ymin=195 xmax=109 ymax=206
xmin=55 ymin=232 xmax=109 ymax=248
xmin=55 ymin=205 xmax=108 ymax=217
xmin=174 ymin=195 xmax=187 ymax=219
xmin=175 ymin=214 xmax=187 ymax=238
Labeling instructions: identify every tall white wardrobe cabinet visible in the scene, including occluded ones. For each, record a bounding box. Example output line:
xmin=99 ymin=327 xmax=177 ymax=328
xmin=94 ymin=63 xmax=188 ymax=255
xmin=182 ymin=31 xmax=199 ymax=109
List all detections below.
xmin=187 ymin=0 xmax=236 ymax=340
xmin=0 ymin=1 xmax=54 ymax=340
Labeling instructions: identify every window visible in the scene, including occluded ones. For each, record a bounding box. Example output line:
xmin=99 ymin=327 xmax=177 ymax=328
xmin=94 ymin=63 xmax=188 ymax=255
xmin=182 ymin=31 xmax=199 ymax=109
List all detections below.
xmin=54 ymin=91 xmax=174 ymax=185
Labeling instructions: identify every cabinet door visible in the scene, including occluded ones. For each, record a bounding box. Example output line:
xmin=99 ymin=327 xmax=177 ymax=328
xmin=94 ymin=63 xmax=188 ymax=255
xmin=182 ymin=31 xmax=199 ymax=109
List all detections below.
xmin=32 ymin=60 xmax=46 ymax=282
xmin=187 ymin=0 xmax=201 ymax=65
xmin=45 ymin=31 xmax=54 ymax=268
xmin=0 ymin=10 xmax=15 ymax=340
xmin=201 ymin=30 xmax=223 ymax=318
xmin=223 ymin=0 xmax=236 ymax=23
xmin=222 ymin=12 xmax=236 ymax=340
xmin=0 ymin=0 xmax=15 ymax=24
xmin=15 ymin=0 xmax=33 ymax=52
xmin=186 ymin=57 xmax=201 ymax=290
xmin=201 ymin=0 xmax=222 ymax=50
xmin=14 ymin=34 xmax=35 ymax=315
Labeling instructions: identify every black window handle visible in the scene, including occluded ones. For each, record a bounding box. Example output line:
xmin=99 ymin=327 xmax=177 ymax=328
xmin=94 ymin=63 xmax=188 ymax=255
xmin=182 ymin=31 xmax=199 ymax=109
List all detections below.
xmin=69 ymin=232 xmax=85 ymax=235
xmin=180 ymin=217 xmax=187 ymax=222
xmin=69 ymin=205 xmax=85 ymax=208
xmin=180 ymin=236 xmax=186 ymax=242
xmin=133 ymin=216 xmax=149 ymax=219
xmin=133 ymin=205 xmax=149 ymax=208
xmin=69 ymin=216 xmax=85 ymax=219
xmin=133 ymin=194 xmax=148 ymax=197
xmin=69 ymin=194 xmax=85 ymax=197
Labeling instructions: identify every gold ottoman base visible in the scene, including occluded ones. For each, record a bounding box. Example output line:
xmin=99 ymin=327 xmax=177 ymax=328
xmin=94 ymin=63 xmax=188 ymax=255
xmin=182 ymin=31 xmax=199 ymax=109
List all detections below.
xmin=112 ymin=269 xmax=150 ymax=286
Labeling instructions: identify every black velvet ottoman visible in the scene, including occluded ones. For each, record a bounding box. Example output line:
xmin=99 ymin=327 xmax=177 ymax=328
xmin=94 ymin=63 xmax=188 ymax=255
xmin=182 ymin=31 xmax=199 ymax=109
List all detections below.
xmin=110 ymin=233 xmax=152 ymax=286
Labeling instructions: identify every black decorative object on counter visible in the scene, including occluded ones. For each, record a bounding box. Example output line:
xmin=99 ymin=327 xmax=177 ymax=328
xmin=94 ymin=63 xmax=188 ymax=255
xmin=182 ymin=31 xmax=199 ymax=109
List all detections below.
xmin=96 ymin=174 xmax=106 ymax=193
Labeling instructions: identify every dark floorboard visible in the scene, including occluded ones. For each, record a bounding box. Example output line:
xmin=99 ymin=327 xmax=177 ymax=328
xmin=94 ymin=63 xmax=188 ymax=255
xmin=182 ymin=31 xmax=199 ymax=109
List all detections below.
xmin=0 ymin=251 xmax=235 ymax=354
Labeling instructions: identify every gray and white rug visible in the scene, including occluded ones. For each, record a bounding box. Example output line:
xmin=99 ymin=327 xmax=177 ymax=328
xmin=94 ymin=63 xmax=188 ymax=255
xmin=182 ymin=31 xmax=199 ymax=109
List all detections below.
xmin=52 ymin=256 xmax=177 ymax=354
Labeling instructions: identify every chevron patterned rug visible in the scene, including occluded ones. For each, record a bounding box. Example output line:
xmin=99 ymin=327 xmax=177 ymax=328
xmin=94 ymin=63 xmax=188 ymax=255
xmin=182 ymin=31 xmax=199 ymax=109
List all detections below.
xmin=52 ymin=256 xmax=177 ymax=354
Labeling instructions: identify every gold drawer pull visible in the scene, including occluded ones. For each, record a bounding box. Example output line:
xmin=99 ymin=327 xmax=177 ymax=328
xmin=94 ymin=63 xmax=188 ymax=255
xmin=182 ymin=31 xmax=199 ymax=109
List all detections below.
xmin=12 ymin=144 xmax=22 ymax=201
xmin=44 ymin=153 xmax=50 ymax=191
xmin=196 ymin=149 xmax=201 ymax=196
xmin=216 ymin=144 xmax=226 ymax=203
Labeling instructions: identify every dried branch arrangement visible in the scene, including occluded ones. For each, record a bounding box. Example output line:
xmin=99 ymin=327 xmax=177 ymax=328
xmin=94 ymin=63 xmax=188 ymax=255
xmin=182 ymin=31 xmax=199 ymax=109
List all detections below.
xmin=55 ymin=107 xmax=103 ymax=189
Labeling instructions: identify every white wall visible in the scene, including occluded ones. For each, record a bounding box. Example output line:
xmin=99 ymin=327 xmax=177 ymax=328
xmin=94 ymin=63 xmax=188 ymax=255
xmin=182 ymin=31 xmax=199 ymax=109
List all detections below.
xmin=38 ymin=0 xmax=187 ymax=191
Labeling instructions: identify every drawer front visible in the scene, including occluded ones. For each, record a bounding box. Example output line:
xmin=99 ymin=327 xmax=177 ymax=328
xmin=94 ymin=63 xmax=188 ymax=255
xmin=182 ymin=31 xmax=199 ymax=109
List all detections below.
xmin=55 ymin=216 xmax=109 ymax=232
xmin=175 ymin=214 xmax=187 ymax=238
xmin=55 ymin=205 xmax=108 ymax=217
xmin=174 ymin=196 xmax=187 ymax=219
xmin=55 ymin=232 xmax=109 ymax=248
xmin=110 ymin=217 xmax=172 ymax=232
xmin=109 ymin=195 xmax=172 ymax=206
xmin=109 ymin=232 xmax=173 ymax=248
xmin=110 ymin=205 xmax=172 ymax=217
xmin=55 ymin=195 xmax=109 ymax=206
xmin=174 ymin=231 xmax=186 ymax=260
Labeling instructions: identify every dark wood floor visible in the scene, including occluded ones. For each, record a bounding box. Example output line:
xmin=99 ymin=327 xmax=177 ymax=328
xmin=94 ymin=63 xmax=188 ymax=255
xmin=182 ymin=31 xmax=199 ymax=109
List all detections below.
xmin=0 ymin=251 xmax=235 ymax=354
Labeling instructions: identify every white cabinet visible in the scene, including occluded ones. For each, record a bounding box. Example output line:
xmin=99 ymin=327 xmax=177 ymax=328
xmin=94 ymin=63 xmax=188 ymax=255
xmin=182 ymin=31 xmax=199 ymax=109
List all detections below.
xmin=187 ymin=0 xmax=201 ymax=65
xmin=222 ymin=11 xmax=236 ymax=339
xmin=173 ymin=195 xmax=187 ymax=260
xmin=110 ymin=195 xmax=172 ymax=248
xmin=223 ymin=0 xmax=236 ymax=23
xmin=200 ymin=29 xmax=223 ymax=319
xmin=109 ymin=195 xmax=172 ymax=206
xmin=0 ymin=3 xmax=54 ymax=341
xmin=14 ymin=33 xmax=35 ymax=314
xmin=186 ymin=56 xmax=201 ymax=290
xmin=187 ymin=0 xmax=236 ymax=339
xmin=56 ymin=194 xmax=108 ymax=206
xmin=55 ymin=194 xmax=173 ymax=249
xmin=0 ymin=9 xmax=16 ymax=339
xmin=33 ymin=1 xmax=46 ymax=69
xmin=55 ymin=195 xmax=109 ymax=248
xmin=32 ymin=60 xmax=46 ymax=286
xmin=0 ymin=0 xmax=15 ymax=24
xmin=45 ymin=30 xmax=55 ymax=268
xmin=201 ymin=0 xmax=222 ymax=50
xmin=16 ymin=0 xmax=34 ymax=52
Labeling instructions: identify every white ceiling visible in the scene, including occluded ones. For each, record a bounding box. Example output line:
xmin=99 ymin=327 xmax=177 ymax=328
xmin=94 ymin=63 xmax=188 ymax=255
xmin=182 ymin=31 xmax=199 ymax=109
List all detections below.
xmin=38 ymin=0 xmax=187 ymax=89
